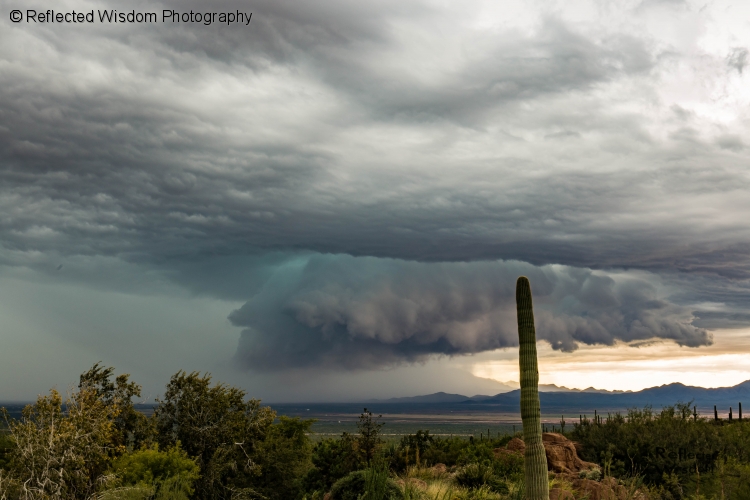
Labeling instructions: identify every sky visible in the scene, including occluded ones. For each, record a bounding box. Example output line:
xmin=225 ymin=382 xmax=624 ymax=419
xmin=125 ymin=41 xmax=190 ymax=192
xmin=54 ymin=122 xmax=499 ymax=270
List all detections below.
xmin=1 ymin=0 xmax=749 ymax=402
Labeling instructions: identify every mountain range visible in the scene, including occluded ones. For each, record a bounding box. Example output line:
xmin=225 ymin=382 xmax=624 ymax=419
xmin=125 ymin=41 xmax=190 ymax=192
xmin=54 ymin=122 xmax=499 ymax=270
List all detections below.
xmin=368 ymin=380 xmax=750 ymax=413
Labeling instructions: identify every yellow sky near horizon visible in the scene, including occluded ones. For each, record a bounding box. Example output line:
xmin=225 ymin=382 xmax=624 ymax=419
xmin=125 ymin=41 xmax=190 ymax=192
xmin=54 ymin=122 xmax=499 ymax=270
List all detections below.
xmin=471 ymin=328 xmax=750 ymax=391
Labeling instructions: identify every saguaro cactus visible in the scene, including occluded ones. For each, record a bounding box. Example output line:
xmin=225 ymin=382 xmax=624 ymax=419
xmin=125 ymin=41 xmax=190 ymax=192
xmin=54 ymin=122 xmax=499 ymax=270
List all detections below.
xmin=516 ymin=276 xmax=549 ymax=500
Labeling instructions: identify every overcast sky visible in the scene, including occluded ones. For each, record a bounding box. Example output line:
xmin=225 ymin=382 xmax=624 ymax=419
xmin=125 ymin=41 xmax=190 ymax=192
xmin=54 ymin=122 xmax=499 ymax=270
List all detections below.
xmin=1 ymin=0 xmax=749 ymax=402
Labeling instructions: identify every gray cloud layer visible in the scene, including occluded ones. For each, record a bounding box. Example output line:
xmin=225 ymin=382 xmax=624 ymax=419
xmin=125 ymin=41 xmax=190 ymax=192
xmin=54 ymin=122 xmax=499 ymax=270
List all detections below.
xmin=2 ymin=0 xmax=748 ymax=270
xmin=227 ymin=255 xmax=709 ymax=370
xmin=1 ymin=0 xmax=748 ymax=373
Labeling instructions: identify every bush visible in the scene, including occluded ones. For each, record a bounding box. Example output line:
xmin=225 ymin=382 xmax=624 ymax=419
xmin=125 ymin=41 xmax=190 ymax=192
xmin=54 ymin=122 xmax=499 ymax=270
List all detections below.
xmin=329 ymin=468 xmax=404 ymax=500
xmin=1 ymin=388 xmax=119 ymax=500
xmin=569 ymin=404 xmax=750 ymax=484
xmin=0 ymin=430 xmax=12 ymax=471
xmin=0 ymin=469 xmax=20 ymax=499
xmin=398 ymin=430 xmax=433 ymax=466
xmin=304 ymin=433 xmax=361 ymax=494
xmin=98 ymin=484 xmax=154 ymax=500
xmin=491 ymin=450 xmax=524 ymax=480
xmin=390 ymin=433 xmax=514 ymax=473
xmin=578 ymin=468 xmax=601 ymax=481
xmin=453 ymin=463 xmax=508 ymax=494
xmin=108 ymin=444 xmax=199 ymax=499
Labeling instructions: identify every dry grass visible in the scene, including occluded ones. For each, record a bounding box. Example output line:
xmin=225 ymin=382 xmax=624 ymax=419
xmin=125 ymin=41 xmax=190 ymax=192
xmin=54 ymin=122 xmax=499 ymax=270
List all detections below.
xmin=397 ymin=464 xmax=511 ymax=500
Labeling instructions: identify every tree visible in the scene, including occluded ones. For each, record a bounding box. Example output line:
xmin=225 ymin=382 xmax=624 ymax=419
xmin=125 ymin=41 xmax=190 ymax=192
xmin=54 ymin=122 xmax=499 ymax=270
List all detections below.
xmin=153 ymin=371 xmax=276 ymax=500
xmin=303 ymin=433 xmax=360 ymax=494
xmin=79 ymin=362 xmax=152 ymax=450
xmin=1 ymin=387 xmax=119 ymax=500
xmin=356 ymin=408 xmax=384 ymax=465
xmin=253 ymin=416 xmax=314 ymax=500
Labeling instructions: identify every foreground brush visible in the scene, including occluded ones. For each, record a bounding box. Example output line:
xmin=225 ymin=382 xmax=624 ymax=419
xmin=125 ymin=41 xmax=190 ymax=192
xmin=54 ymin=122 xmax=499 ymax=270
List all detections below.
xmin=516 ymin=276 xmax=549 ymax=500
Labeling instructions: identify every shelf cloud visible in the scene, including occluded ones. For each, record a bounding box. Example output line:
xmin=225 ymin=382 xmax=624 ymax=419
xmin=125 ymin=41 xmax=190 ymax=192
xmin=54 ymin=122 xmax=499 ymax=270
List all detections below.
xmin=227 ymin=255 xmax=710 ymax=370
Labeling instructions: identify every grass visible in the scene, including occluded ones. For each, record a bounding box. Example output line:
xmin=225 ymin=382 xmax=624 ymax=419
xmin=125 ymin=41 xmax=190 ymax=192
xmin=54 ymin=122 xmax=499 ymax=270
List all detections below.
xmin=395 ymin=464 xmax=510 ymax=500
xmin=391 ymin=464 xmax=696 ymax=500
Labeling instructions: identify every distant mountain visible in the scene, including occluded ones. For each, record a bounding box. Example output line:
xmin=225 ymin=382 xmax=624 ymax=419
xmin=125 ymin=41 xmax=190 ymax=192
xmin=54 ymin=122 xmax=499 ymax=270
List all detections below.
xmin=536 ymin=384 xmax=627 ymax=393
xmin=581 ymin=387 xmax=630 ymax=394
xmin=468 ymin=394 xmax=494 ymax=401
xmin=469 ymin=381 xmax=750 ymax=413
xmin=367 ymin=381 xmax=750 ymax=413
xmin=538 ymin=384 xmax=577 ymax=392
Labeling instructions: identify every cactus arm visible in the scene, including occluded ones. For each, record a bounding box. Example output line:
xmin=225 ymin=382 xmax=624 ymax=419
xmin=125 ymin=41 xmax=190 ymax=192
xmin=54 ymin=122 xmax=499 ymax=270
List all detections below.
xmin=516 ymin=276 xmax=550 ymax=500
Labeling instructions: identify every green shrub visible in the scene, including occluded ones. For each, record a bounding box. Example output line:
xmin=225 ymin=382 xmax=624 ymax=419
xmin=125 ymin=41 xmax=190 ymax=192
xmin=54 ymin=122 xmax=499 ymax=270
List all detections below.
xmin=454 ymin=463 xmax=493 ymax=489
xmin=455 ymin=442 xmax=496 ymax=467
xmin=398 ymin=430 xmax=433 ymax=466
xmin=491 ymin=450 xmax=524 ymax=480
xmin=112 ymin=444 xmax=199 ymax=486
xmin=97 ymin=484 xmax=154 ymax=500
xmin=453 ymin=463 xmax=508 ymax=494
xmin=363 ymin=461 xmax=395 ymax=500
xmin=329 ymin=469 xmax=404 ymax=500
xmin=108 ymin=444 xmax=199 ymax=500
xmin=304 ymin=433 xmax=362 ymax=494
xmin=570 ymin=404 xmax=725 ymax=485
xmin=578 ymin=468 xmax=601 ymax=481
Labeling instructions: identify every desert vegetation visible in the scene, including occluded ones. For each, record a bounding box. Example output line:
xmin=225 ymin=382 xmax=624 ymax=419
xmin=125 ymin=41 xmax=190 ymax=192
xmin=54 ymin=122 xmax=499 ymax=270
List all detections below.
xmin=2 ymin=278 xmax=748 ymax=499
xmin=1 ymin=364 xmax=749 ymax=499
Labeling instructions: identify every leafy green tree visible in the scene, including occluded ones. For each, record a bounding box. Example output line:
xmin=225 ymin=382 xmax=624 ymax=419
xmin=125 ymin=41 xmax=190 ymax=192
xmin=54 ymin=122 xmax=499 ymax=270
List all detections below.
xmin=303 ymin=433 xmax=361 ymax=494
xmin=356 ymin=408 xmax=384 ymax=465
xmin=253 ymin=416 xmax=315 ymax=500
xmin=153 ymin=371 xmax=276 ymax=500
xmin=79 ymin=362 xmax=153 ymax=450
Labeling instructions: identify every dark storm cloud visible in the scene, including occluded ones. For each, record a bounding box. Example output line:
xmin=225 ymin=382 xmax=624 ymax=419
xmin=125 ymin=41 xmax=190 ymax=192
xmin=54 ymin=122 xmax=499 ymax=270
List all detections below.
xmin=227 ymin=255 xmax=709 ymax=370
xmin=1 ymin=0 xmax=744 ymax=268
xmin=1 ymin=0 xmax=749 ymax=359
xmin=113 ymin=1 xmax=652 ymax=123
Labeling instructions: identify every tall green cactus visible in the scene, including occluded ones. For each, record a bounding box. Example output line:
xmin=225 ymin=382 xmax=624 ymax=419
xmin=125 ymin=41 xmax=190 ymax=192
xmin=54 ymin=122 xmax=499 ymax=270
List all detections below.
xmin=516 ymin=276 xmax=549 ymax=500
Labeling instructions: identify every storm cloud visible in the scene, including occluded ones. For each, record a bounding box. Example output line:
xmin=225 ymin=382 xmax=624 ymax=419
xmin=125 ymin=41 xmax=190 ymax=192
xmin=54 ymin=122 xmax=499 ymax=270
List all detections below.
xmin=227 ymin=255 xmax=709 ymax=370
xmin=1 ymin=0 xmax=749 ymax=390
xmin=2 ymin=0 xmax=749 ymax=274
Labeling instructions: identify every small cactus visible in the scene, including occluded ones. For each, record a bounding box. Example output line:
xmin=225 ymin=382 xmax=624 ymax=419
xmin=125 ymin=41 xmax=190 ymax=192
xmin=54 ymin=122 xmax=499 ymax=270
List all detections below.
xmin=516 ymin=276 xmax=549 ymax=500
